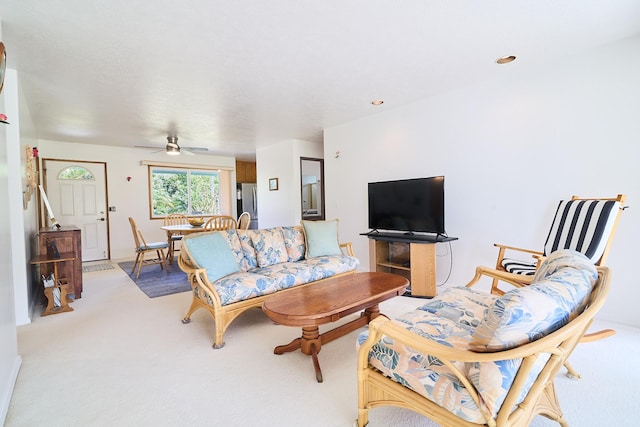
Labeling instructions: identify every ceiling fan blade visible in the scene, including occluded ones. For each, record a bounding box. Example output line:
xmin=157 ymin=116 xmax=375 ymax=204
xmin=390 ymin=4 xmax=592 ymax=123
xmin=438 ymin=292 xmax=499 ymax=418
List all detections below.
xmin=182 ymin=147 xmax=208 ymax=155
xmin=134 ymin=145 xmax=162 ymax=150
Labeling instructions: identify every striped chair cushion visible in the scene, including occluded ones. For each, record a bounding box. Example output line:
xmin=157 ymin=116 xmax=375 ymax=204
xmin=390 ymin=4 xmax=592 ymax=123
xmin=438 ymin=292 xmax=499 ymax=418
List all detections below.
xmin=543 ymin=199 xmax=620 ymax=263
xmin=502 ymin=199 xmax=620 ymax=275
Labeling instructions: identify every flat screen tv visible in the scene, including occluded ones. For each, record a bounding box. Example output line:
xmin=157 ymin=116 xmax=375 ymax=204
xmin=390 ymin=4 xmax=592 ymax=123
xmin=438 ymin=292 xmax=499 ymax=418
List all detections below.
xmin=368 ymin=176 xmax=445 ymax=235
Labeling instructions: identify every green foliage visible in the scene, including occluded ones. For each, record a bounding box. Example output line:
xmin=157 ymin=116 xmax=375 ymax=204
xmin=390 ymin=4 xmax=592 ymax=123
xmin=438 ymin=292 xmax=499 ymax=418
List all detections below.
xmin=151 ymin=169 xmax=220 ymax=216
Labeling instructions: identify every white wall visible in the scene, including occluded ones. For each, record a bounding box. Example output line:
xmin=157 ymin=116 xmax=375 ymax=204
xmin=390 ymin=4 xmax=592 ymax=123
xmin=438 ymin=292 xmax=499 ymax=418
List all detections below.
xmin=256 ymin=139 xmax=322 ymax=228
xmin=324 ymin=35 xmax=640 ymax=327
xmin=36 ymin=140 xmax=236 ymax=260
xmin=0 ymin=22 xmax=23 ymax=423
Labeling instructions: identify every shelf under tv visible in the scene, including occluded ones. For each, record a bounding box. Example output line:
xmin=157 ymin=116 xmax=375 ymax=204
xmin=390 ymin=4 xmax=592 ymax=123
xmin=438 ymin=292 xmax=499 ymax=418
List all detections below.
xmin=362 ymin=231 xmax=458 ymax=298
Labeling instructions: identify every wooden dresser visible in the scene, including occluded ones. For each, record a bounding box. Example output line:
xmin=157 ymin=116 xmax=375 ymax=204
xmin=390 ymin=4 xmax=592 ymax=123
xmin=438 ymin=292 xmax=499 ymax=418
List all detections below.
xmin=37 ymin=226 xmax=83 ymax=299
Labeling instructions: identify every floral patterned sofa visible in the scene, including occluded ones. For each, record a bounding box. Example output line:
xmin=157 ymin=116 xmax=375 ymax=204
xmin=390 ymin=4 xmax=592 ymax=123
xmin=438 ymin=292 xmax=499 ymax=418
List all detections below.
xmin=178 ymin=220 xmax=359 ymax=348
xmin=356 ymin=250 xmax=611 ymax=427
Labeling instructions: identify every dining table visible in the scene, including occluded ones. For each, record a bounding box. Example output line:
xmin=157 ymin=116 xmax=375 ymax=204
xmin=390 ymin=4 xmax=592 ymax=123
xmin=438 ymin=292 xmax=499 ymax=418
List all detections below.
xmin=160 ymin=224 xmax=209 ymax=264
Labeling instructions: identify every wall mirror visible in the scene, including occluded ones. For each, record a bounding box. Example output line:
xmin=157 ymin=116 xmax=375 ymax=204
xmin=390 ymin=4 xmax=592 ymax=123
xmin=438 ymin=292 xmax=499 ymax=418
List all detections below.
xmin=300 ymin=157 xmax=325 ymax=220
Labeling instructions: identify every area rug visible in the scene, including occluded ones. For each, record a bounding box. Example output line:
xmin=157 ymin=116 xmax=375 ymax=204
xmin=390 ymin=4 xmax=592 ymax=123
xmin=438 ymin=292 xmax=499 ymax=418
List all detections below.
xmin=117 ymin=261 xmax=190 ymax=298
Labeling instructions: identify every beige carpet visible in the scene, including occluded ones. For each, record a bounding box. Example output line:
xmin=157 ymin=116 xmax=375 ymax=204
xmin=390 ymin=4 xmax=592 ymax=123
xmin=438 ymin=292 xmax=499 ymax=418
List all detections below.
xmin=6 ymin=264 xmax=640 ymax=426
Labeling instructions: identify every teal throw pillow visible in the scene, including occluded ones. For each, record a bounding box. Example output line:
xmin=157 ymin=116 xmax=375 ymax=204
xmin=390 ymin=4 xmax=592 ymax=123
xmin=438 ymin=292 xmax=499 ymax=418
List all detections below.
xmin=183 ymin=232 xmax=240 ymax=282
xmin=301 ymin=219 xmax=341 ymax=258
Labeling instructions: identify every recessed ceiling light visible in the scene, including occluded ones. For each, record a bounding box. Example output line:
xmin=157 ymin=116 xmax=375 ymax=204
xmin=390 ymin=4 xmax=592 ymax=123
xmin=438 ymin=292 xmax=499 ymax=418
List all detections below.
xmin=371 ymin=100 xmax=384 ymax=105
xmin=496 ymin=55 xmax=516 ymax=64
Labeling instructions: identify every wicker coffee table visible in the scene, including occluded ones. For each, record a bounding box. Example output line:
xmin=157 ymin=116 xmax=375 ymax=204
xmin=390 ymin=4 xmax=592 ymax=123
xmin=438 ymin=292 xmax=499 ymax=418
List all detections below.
xmin=262 ymin=272 xmax=408 ymax=382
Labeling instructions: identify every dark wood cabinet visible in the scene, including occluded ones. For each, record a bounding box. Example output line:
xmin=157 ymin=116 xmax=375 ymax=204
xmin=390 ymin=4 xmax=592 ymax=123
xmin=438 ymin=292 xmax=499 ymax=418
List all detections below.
xmin=37 ymin=226 xmax=83 ymax=299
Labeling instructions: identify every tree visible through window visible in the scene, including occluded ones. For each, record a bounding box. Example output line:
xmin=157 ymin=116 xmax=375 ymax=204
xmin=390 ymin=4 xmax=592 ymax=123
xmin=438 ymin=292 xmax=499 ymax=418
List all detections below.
xmin=150 ymin=167 xmax=220 ymax=217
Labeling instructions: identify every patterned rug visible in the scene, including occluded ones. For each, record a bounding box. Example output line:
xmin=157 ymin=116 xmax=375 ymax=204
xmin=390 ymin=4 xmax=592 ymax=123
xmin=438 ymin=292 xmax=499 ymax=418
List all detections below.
xmin=117 ymin=261 xmax=191 ymax=298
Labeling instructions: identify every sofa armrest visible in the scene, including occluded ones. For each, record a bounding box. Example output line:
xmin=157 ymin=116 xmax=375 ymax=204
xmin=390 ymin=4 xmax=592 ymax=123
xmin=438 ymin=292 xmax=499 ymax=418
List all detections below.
xmin=178 ymin=251 xmax=223 ymax=308
xmin=339 ymin=242 xmax=355 ymax=257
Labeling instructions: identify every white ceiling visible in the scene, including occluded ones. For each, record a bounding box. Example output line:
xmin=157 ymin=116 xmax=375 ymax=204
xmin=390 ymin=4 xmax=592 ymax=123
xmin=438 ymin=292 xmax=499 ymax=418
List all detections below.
xmin=1 ymin=1 xmax=640 ymax=160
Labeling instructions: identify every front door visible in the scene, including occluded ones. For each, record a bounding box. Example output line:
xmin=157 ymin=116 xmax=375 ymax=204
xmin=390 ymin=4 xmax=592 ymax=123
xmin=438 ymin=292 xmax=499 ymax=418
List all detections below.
xmin=43 ymin=159 xmax=109 ymax=261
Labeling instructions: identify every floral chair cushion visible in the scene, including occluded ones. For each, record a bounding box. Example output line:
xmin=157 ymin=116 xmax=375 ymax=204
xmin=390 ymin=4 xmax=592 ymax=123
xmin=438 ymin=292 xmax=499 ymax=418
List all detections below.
xmin=357 ymin=311 xmax=487 ymax=424
xmin=417 ymin=286 xmax=496 ymax=329
xmin=470 ymin=250 xmax=597 ymax=352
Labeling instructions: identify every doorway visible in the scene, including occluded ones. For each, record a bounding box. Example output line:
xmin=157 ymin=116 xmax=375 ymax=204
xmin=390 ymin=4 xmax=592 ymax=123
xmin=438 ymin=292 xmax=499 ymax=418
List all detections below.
xmin=300 ymin=157 xmax=325 ymax=221
xmin=42 ymin=159 xmax=110 ymax=261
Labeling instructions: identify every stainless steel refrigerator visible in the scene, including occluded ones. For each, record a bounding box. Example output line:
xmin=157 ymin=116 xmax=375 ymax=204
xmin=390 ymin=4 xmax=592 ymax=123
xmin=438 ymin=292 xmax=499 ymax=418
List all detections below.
xmin=237 ymin=183 xmax=258 ymax=229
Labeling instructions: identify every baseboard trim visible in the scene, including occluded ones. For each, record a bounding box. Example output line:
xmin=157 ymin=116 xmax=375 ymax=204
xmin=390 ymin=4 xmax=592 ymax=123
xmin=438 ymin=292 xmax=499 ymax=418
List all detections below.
xmin=0 ymin=355 xmax=22 ymax=425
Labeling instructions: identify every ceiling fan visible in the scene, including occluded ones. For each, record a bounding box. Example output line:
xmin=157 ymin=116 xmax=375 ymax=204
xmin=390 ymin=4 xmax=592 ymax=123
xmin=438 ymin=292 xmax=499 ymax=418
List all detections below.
xmin=135 ymin=136 xmax=209 ymax=156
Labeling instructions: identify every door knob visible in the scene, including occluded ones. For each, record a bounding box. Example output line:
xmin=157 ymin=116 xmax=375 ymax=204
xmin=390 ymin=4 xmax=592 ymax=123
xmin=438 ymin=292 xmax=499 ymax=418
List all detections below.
xmin=98 ymin=218 xmax=105 ymax=221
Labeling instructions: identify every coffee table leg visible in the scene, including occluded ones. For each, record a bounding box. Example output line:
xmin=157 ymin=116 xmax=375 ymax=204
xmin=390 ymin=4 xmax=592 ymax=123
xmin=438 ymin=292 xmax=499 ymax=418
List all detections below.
xmin=274 ymin=326 xmax=324 ymax=382
xmin=274 ymin=337 xmax=302 ymax=354
xmin=310 ymin=342 xmax=323 ymax=383
xmin=300 ymin=326 xmax=323 ymax=383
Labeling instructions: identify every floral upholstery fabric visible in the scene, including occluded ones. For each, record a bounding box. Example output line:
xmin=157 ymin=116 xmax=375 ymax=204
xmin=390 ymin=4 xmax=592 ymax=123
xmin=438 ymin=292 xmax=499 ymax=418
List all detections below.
xmin=298 ymin=255 xmax=360 ymax=279
xmin=236 ymin=230 xmax=258 ymax=271
xmin=470 ymin=250 xmax=597 ymax=352
xmin=416 ymin=286 xmax=496 ymax=329
xmin=359 ymin=249 xmax=595 ymax=423
xmin=253 ymin=262 xmax=319 ymax=289
xmin=190 ymin=226 xmax=359 ymax=306
xmin=280 ymin=226 xmax=306 ymax=262
xmin=250 ymin=228 xmax=289 ymax=268
xmin=213 ymin=272 xmax=280 ymax=305
xmin=357 ymin=310 xmax=488 ymax=424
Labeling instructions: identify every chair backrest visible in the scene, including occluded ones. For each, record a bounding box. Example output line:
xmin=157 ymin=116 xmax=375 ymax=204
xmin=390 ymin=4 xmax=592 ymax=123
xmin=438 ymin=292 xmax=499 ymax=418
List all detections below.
xmin=237 ymin=212 xmax=251 ymax=230
xmin=543 ymin=194 xmax=625 ymax=266
xmin=204 ymin=215 xmax=237 ymax=230
xmin=163 ymin=213 xmax=188 ymax=226
xmin=128 ymin=217 xmax=147 ymax=249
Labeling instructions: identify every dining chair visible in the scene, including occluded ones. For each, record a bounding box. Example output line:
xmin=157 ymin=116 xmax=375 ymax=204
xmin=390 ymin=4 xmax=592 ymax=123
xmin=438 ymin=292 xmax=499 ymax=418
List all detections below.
xmin=163 ymin=213 xmax=189 ymax=262
xmin=237 ymin=212 xmax=251 ymax=230
xmin=204 ymin=215 xmax=237 ymax=231
xmin=128 ymin=217 xmax=170 ymax=279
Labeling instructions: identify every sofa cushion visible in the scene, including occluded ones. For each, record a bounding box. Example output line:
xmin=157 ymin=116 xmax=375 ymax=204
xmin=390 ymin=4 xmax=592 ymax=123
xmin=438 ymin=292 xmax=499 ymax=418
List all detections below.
xmin=298 ymin=255 xmax=360 ymax=279
xmin=250 ymin=228 xmax=289 ymax=267
xmin=182 ymin=232 xmax=240 ymax=283
xmin=470 ymin=250 xmax=597 ymax=352
xmin=213 ymin=271 xmax=280 ymax=305
xmin=237 ymin=230 xmax=258 ymax=270
xmin=218 ymin=229 xmax=248 ymax=271
xmin=301 ymin=219 xmax=341 ymax=258
xmin=280 ymin=226 xmax=306 ymax=262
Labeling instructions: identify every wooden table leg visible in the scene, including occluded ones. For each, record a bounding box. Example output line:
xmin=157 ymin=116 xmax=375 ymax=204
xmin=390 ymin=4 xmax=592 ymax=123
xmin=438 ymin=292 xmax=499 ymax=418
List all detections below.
xmin=273 ymin=326 xmax=324 ymax=382
xmin=300 ymin=326 xmax=323 ymax=383
xmin=166 ymin=232 xmax=174 ymax=264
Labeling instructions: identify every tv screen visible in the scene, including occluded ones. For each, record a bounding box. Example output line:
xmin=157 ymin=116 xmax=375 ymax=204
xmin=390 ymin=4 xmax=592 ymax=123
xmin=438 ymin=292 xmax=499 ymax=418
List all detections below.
xmin=368 ymin=176 xmax=445 ymax=235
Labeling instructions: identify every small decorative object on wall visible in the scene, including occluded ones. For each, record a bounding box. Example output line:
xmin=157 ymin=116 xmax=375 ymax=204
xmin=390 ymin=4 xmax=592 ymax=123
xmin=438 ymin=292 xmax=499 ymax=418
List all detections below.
xmin=0 ymin=42 xmax=6 ymax=94
xmin=0 ymin=113 xmax=8 ymax=124
xmin=269 ymin=178 xmax=279 ymax=191
xmin=23 ymin=145 xmax=38 ymax=209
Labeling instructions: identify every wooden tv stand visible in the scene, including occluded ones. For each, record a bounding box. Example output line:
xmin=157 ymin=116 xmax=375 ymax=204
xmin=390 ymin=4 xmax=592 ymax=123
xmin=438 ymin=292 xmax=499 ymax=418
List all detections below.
xmin=364 ymin=232 xmax=458 ymax=298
